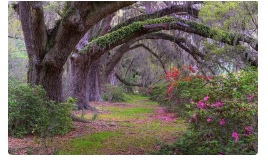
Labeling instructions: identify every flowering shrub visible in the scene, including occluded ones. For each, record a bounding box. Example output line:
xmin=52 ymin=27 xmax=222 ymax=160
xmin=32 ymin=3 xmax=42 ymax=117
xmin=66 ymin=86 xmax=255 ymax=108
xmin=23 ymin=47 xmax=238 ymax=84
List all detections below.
xmin=149 ymin=66 xmax=210 ymax=114
xmin=152 ymin=67 xmax=258 ymax=154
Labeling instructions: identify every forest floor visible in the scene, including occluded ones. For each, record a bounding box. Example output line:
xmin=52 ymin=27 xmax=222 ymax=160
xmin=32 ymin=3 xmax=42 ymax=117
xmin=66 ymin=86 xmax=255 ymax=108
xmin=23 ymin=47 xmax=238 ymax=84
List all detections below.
xmin=8 ymin=95 xmax=187 ymax=155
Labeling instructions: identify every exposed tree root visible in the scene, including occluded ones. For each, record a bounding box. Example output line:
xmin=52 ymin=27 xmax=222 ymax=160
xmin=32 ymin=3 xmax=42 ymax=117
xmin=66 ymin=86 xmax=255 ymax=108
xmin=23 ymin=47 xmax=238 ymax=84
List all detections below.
xmin=71 ymin=114 xmax=132 ymax=127
xmin=71 ymin=114 xmax=91 ymax=123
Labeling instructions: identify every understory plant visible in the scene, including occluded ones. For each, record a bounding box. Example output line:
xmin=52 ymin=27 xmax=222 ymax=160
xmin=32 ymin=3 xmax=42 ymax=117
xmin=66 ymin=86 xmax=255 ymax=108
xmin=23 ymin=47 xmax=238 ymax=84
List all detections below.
xmin=8 ymin=84 xmax=75 ymax=138
xmin=101 ymin=84 xmax=131 ymax=102
xmin=151 ymin=66 xmax=258 ymax=155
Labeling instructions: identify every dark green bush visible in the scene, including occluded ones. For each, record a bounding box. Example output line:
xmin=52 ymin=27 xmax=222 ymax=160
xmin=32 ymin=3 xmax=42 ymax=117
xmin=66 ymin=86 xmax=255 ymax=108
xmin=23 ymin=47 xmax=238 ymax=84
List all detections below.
xmin=152 ymin=130 xmax=257 ymax=155
xmin=8 ymin=84 xmax=74 ymax=138
xmin=151 ymin=67 xmax=258 ymax=155
xmin=101 ymin=84 xmax=131 ymax=102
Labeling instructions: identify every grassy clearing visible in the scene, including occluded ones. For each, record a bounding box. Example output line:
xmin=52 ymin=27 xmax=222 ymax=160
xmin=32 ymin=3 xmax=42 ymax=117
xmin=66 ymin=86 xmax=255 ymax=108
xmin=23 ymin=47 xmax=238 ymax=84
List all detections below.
xmin=85 ymin=107 xmax=155 ymax=121
xmin=126 ymin=95 xmax=158 ymax=105
xmin=59 ymin=131 xmax=118 ymax=155
xmin=58 ymin=95 xmax=187 ymax=155
xmin=129 ymin=94 xmax=150 ymax=100
xmin=59 ymin=119 xmax=186 ymax=155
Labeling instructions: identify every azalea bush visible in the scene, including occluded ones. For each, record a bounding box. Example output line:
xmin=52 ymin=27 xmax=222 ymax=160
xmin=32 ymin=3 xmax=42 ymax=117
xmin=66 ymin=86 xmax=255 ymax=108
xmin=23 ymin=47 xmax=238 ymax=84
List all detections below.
xmin=152 ymin=67 xmax=258 ymax=154
xmin=8 ymin=84 xmax=74 ymax=138
xmin=149 ymin=66 xmax=209 ymax=114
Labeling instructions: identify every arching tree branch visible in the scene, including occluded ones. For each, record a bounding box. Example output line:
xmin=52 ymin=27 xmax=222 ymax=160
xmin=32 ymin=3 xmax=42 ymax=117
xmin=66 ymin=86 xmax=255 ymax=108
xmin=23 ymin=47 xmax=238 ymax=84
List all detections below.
xmin=105 ymin=32 xmax=213 ymax=78
xmin=80 ymin=17 xmax=258 ymax=65
xmin=111 ymin=3 xmax=200 ymax=32
xmin=42 ymin=1 xmax=135 ymax=68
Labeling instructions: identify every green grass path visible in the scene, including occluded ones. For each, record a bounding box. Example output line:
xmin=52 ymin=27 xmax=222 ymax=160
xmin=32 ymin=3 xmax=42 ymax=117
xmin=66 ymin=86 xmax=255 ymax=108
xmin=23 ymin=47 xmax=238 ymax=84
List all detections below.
xmin=58 ymin=95 xmax=187 ymax=155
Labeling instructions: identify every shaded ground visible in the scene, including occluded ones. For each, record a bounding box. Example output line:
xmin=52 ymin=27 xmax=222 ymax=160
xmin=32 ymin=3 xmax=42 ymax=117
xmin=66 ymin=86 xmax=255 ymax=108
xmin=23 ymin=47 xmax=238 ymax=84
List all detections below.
xmin=8 ymin=95 xmax=187 ymax=155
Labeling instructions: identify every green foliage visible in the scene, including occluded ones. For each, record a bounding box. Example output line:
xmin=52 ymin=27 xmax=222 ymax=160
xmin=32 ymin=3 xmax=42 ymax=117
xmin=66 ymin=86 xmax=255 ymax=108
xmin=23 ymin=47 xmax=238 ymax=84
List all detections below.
xmin=152 ymin=67 xmax=258 ymax=154
xmin=8 ymin=84 xmax=74 ymax=138
xmin=101 ymin=84 xmax=131 ymax=102
xmin=152 ymin=130 xmax=257 ymax=155
xmin=198 ymin=1 xmax=258 ymax=67
xmin=199 ymin=1 xmax=258 ymax=32
xmin=8 ymin=38 xmax=27 ymax=83
xmin=8 ymin=5 xmax=23 ymax=39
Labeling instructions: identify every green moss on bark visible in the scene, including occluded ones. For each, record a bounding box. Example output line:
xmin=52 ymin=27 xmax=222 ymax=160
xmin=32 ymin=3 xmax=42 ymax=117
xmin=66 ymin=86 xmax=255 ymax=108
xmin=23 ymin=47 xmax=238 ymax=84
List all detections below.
xmin=79 ymin=17 xmax=243 ymax=54
xmin=79 ymin=17 xmax=177 ymax=54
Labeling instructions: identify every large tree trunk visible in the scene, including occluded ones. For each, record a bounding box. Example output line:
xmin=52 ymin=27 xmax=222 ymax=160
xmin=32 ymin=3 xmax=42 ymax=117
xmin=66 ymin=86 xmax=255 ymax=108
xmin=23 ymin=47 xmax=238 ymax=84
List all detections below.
xmin=27 ymin=58 xmax=64 ymax=102
xmin=18 ymin=1 xmax=134 ymax=103
xmin=68 ymin=14 xmax=114 ymax=104
xmin=107 ymin=71 xmax=118 ymax=86
xmin=88 ymin=60 xmax=102 ymax=102
xmin=66 ymin=54 xmax=92 ymax=109
xmin=39 ymin=65 xmax=64 ymax=102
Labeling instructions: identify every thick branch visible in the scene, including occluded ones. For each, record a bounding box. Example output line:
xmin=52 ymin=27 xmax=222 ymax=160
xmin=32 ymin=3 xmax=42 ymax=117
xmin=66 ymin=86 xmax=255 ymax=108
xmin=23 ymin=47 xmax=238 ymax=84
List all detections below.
xmin=80 ymin=17 xmax=258 ymax=65
xmin=142 ymin=33 xmax=215 ymax=75
xmin=105 ymin=41 xmax=139 ymax=76
xmin=41 ymin=1 xmax=135 ymax=68
xmin=111 ymin=3 xmax=199 ymax=32
xmin=18 ymin=2 xmax=47 ymax=61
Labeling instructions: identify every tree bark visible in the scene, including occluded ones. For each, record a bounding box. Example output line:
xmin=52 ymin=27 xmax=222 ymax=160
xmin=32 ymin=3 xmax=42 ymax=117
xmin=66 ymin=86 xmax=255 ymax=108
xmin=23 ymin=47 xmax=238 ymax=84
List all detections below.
xmin=111 ymin=2 xmax=200 ymax=32
xmin=88 ymin=60 xmax=103 ymax=102
xmin=67 ymin=53 xmax=92 ymax=109
xmin=67 ymin=14 xmax=114 ymax=105
xmin=18 ymin=1 xmax=134 ymax=102
xmin=81 ymin=17 xmax=258 ymax=62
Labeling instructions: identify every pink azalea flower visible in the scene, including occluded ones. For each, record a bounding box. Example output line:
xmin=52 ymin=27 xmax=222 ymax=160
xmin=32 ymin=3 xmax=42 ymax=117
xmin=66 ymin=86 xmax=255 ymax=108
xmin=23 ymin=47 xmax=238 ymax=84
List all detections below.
xmin=189 ymin=118 xmax=192 ymax=123
xmin=216 ymin=101 xmax=222 ymax=107
xmin=244 ymin=126 xmax=252 ymax=136
xmin=245 ymin=126 xmax=251 ymax=131
xmin=207 ymin=118 xmax=212 ymax=122
xmin=232 ymin=132 xmax=239 ymax=143
xmin=248 ymin=94 xmax=254 ymax=100
xmin=204 ymin=95 xmax=209 ymax=102
xmin=220 ymin=119 xmax=225 ymax=125
xmin=193 ymin=113 xmax=197 ymax=119
xmin=197 ymin=101 xmax=205 ymax=109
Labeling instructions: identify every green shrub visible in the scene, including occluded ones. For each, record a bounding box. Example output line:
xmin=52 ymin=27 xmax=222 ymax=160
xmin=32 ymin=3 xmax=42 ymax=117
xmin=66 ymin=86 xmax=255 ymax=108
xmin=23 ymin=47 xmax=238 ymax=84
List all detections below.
xmin=152 ymin=130 xmax=257 ymax=155
xmin=148 ymin=84 xmax=167 ymax=101
xmin=152 ymin=67 xmax=258 ymax=155
xmin=101 ymin=84 xmax=131 ymax=102
xmin=8 ymin=84 xmax=74 ymax=138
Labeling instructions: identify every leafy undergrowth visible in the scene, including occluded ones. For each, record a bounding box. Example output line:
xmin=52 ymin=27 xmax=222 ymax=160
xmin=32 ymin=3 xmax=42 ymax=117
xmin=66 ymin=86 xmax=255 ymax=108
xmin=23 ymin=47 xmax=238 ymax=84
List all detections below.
xmin=8 ymin=95 xmax=187 ymax=155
